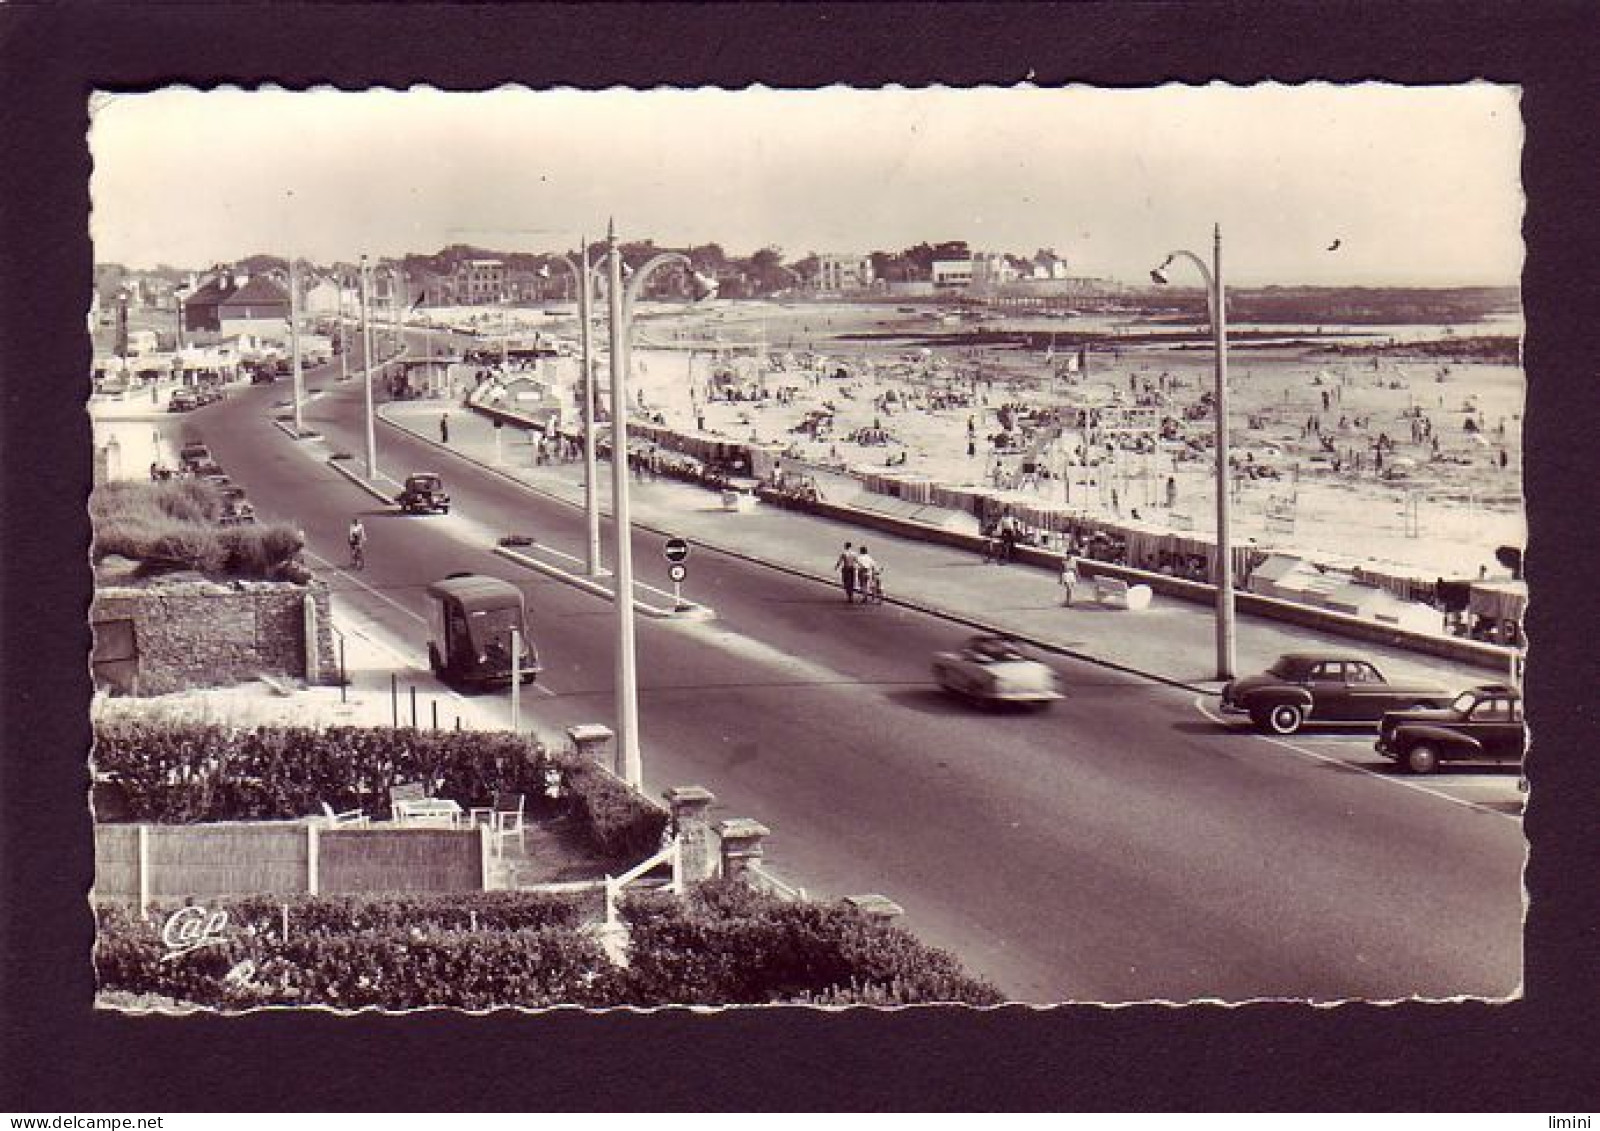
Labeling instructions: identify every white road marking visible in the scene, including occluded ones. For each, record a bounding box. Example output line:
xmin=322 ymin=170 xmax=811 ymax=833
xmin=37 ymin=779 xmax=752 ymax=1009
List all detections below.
xmin=1191 ymin=695 xmax=1521 ymax=823
xmin=306 ymin=550 xmax=426 ymax=623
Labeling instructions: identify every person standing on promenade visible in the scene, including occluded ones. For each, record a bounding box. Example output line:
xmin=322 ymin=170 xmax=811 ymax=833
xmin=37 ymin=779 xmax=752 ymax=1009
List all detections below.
xmin=440 ymin=413 xmax=451 ymax=444
xmin=1060 ymin=553 xmax=1080 ymax=606
xmin=834 ymin=541 xmax=860 ymax=603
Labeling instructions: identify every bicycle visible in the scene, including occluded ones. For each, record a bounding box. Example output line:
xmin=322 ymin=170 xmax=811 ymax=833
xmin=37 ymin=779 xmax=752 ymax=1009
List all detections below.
xmin=349 ymin=540 xmax=366 ymax=571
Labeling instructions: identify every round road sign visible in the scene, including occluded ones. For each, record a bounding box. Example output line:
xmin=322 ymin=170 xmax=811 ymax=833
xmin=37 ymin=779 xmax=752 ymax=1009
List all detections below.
xmin=663 ymin=537 xmax=690 ymax=564
xmin=667 ymin=564 xmax=687 ymax=583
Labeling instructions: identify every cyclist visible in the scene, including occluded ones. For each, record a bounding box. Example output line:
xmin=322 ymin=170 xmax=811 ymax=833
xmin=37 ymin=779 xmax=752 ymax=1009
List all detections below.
xmin=347 ymin=517 xmax=367 ymax=570
xmin=856 ymin=545 xmax=883 ymax=604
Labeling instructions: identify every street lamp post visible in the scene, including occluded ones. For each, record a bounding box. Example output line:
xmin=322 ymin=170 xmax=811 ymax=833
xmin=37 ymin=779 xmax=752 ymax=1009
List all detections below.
xmin=359 ymin=255 xmax=378 ymax=482
xmin=288 ymin=256 xmax=304 ymax=436
xmin=604 ymin=225 xmax=642 ymax=785
xmin=1152 ymin=223 xmax=1236 ymax=680
xmin=605 ymin=227 xmax=718 ymax=787
xmin=543 ymin=242 xmax=604 ymax=578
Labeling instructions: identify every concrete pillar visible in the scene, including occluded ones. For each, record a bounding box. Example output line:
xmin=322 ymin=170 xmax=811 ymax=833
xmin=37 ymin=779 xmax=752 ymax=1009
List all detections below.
xmin=663 ymin=785 xmax=717 ymax=883
xmin=302 ymin=593 xmax=319 ymax=683
xmin=715 ymin=817 xmax=769 ymax=882
xmin=566 ymin=724 xmax=614 ymax=768
xmin=842 ymin=893 xmax=904 ymax=923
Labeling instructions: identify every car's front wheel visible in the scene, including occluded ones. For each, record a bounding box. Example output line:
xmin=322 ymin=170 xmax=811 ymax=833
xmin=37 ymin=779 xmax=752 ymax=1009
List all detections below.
xmin=1404 ymin=743 xmax=1440 ymax=775
xmin=1261 ymin=703 xmax=1306 ymax=735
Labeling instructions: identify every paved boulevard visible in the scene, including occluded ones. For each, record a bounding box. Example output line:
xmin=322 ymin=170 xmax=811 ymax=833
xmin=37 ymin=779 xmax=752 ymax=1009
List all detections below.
xmin=169 ymin=337 xmax=1525 ymax=1003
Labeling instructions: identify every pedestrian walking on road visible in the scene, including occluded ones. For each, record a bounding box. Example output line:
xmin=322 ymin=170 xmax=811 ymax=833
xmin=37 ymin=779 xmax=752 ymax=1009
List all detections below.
xmin=440 ymin=413 xmax=450 ymax=444
xmin=834 ymin=541 xmax=860 ymax=603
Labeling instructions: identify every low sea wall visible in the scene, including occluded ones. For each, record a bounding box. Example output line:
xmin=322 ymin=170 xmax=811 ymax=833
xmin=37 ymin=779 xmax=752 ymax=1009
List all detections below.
xmin=756 ymin=489 xmax=1517 ymax=674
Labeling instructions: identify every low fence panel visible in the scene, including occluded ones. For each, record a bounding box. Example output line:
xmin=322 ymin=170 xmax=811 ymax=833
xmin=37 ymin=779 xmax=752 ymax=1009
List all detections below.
xmin=147 ymin=824 xmax=309 ymax=902
xmin=317 ymin=827 xmax=486 ymax=894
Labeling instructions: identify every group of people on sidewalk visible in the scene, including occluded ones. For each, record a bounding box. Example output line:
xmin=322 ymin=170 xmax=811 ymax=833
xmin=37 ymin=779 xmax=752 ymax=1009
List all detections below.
xmin=833 ymin=541 xmax=884 ymax=604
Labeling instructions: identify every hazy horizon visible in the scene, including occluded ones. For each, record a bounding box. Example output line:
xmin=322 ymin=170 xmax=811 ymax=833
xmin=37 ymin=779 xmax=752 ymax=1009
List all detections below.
xmin=89 ymin=84 xmax=1524 ymax=288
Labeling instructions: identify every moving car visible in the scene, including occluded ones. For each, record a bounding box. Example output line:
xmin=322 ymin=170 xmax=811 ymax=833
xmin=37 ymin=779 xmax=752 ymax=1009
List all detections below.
xmin=424 ymin=573 xmax=539 ymax=687
xmin=166 ymin=388 xmax=200 ymax=413
xmin=932 ymin=634 xmax=1062 ymax=707
xmin=396 ymin=472 xmax=451 ymax=514
xmin=1220 ymin=652 xmax=1451 ymax=735
xmin=1376 ymin=684 xmax=1525 ymax=774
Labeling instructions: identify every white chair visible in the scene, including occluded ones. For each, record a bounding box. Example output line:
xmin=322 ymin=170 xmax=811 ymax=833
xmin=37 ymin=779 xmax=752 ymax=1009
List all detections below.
xmin=320 ymin=801 xmax=368 ymax=828
xmin=492 ymin=791 xmax=525 ymax=855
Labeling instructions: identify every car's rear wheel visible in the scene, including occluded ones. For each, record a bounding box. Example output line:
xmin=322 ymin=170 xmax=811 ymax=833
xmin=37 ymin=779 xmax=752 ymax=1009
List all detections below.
xmin=1404 ymin=743 xmax=1440 ymax=775
xmin=1263 ymin=703 xmax=1305 ymax=735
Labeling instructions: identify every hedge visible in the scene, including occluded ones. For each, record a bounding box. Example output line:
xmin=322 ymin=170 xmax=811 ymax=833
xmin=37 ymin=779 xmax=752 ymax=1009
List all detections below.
xmin=94 ymin=899 xmax=619 ymax=1010
xmin=92 ymin=719 xmax=666 ymax=867
xmin=94 ymin=883 xmax=1004 ymax=1009
xmin=617 ymin=880 xmax=1003 ymax=1007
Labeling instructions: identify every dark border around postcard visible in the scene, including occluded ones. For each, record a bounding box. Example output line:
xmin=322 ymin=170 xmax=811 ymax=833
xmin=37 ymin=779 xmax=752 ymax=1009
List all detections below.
xmin=2 ymin=0 xmax=1597 ymax=1113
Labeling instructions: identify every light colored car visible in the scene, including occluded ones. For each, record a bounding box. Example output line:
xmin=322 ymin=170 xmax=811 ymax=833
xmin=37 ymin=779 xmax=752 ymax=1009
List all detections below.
xmin=932 ymin=634 xmax=1062 ymax=707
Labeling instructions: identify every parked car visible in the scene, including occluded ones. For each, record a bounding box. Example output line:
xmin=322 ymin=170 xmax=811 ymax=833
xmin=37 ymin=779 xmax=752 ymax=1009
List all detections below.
xmin=1376 ymin=684 xmax=1525 ymax=774
xmin=1220 ymin=652 xmax=1451 ymax=735
xmin=217 ymin=485 xmax=256 ymax=526
xmin=177 ymin=442 xmax=221 ymax=476
xmin=932 ymin=634 xmax=1062 ymax=707
xmin=396 ymin=472 xmax=451 ymax=514
xmin=166 ymin=388 xmax=200 ymax=413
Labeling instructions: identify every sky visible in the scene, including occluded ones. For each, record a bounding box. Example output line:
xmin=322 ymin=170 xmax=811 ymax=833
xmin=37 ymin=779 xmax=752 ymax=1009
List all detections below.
xmin=88 ymin=84 xmax=1524 ymax=287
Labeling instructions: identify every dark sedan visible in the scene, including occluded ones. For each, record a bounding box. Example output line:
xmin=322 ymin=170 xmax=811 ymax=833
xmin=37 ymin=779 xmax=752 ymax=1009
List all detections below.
xmin=1376 ymin=684 xmax=1525 ymax=774
xmin=1220 ymin=653 xmax=1451 ymax=735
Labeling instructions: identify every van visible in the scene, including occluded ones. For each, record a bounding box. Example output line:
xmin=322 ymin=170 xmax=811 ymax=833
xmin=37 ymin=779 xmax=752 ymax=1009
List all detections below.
xmin=424 ymin=574 xmax=539 ymax=687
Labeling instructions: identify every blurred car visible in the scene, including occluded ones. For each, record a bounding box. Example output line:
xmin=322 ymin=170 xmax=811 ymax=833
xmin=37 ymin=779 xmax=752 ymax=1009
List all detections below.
xmin=217 ymin=485 xmax=256 ymax=526
xmin=166 ymin=388 xmax=200 ymax=413
xmin=1220 ymin=652 xmax=1451 ymax=735
xmin=932 ymin=634 xmax=1062 ymax=707
xmin=396 ymin=472 xmax=451 ymax=514
xmin=1376 ymin=684 xmax=1525 ymax=774
xmin=177 ymin=442 xmax=221 ymax=476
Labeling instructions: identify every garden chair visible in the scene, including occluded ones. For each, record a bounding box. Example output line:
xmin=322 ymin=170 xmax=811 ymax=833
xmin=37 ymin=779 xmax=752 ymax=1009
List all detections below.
xmin=320 ymin=801 xmax=368 ymax=828
xmin=492 ymin=791 xmax=525 ymax=855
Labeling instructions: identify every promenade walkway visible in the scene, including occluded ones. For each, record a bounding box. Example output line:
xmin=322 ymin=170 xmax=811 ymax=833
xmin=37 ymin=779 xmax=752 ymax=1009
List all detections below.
xmin=380 ymin=399 xmax=1504 ymax=696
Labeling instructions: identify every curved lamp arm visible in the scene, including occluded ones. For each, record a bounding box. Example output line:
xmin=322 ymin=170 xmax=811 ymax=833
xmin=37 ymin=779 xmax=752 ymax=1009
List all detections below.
xmin=623 ymin=252 xmax=693 ymax=314
xmin=1154 ymin=248 xmax=1216 ymax=324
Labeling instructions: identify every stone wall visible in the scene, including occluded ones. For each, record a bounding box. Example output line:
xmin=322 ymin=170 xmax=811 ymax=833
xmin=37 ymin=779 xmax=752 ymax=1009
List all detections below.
xmin=92 ymin=579 xmax=338 ymax=695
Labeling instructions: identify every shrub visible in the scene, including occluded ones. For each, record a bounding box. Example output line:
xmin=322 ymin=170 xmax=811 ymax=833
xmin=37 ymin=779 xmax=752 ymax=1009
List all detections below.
xmin=92 ymin=719 xmax=555 ymax=824
xmin=217 ymin=522 xmax=304 ymax=577
xmin=93 ymin=899 xmax=620 ymax=1010
xmin=92 ymin=479 xmax=223 ymax=527
xmin=557 ymin=756 xmax=670 ymax=863
xmin=91 ymin=720 xmax=667 ymax=871
xmin=615 ymin=879 xmax=1004 ymax=1007
xmin=91 ymin=481 xmax=302 ymax=579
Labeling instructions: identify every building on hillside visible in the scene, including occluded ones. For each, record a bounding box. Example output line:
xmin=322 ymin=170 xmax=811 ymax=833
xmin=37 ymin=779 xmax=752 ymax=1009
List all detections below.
xmin=1027 ymin=251 xmax=1072 ymax=280
xmin=302 ymin=278 xmax=345 ymax=317
xmin=182 ymin=272 xmax=291 ymax=340
xmin=971 ymin=251 xmax=1020 ymax=287
xmin=931 ymin=259 xmax=973 ymax=289
xmin=816 ymin=253 xmax=875 ymax=293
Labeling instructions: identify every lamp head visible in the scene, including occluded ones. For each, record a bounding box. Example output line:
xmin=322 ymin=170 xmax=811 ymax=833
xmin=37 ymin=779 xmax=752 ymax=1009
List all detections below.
xmin=1150 ymin=255 xmax=1175 ymax=286
xmin=690 ymin=271 xmax=720 ymax=302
